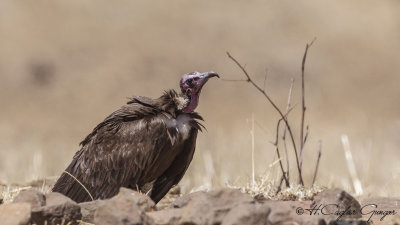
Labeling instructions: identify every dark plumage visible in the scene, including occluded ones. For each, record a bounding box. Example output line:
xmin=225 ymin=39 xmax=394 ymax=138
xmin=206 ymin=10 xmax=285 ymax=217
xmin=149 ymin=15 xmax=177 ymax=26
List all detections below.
xmin=52 ymin=71 xmax=219 ymax=203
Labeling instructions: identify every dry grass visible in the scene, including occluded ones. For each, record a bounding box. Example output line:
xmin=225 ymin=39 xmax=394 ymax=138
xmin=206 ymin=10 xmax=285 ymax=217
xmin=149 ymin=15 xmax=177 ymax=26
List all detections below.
xmin=228 ymin=172 xmax=324 ymax=201
xmin=0 ymin=178 xmax=55 ymax=204
xmin=0 ymin=185 xmax=32 ymax=204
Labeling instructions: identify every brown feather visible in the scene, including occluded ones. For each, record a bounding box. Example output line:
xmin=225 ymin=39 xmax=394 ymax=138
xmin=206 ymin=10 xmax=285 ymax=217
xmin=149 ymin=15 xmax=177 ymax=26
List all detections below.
xmin=52 ymin=90 xmax=203 ymax=203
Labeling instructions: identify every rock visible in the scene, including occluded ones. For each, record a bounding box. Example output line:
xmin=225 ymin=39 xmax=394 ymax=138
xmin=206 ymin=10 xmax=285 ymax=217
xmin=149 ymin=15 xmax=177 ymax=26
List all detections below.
xmin=257 ymin=199 xmax=368 ymax=225
xmin=0 ymin=203 xmax=31 ymax=225
xmin=312 ymin=188 xmax=362 ymax=220
xmin=169 ymin=188 xmax=255 ymax=225
xmin=13 ymin=188 xmax=45 ymax=209
xmin=147 ymin=208 xmax=185 ymax=225
xmin=94 ymin=187 xmax=155 ymax=225
xmin=221 ymin=203 xmax=270 ymax=225
xmin=326 ymin=220 xmax=370 ymax=225
xmin=31 ymin=192 xmax=81 ymax=225
xmin=117 ymin=187 xmax=155 ymax=212
xmin=361 ymin=197 xmax=400 ymax=210
xmin=81 ymin=188 xmax=155 ymax=223
xmin=264 ymin=200 xmax=314 ymax=225
xmin=360 ymin=197 xmax=400 ymax=225
xmin=254 ymin=193 xmax=267 ymax=202
xmin=148 ymin=188 xmax=255 ymax=225
xmin=173 ymin=188 xmax=254 ymax=208
xmin=257 ymin=189 xmax=369 ymax=225
xmin=79 ymin=200 xmax=105 ymax=223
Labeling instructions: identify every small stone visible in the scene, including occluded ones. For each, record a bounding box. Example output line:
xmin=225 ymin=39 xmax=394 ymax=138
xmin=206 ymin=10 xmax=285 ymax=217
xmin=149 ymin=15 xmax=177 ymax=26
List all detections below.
xmin=0 ymin=203 xmax=31 ymax=225
xmin=173 ymin=188 xmax=254 ymax=209
xmin=312 ymin=188 xmax=361 ymax=219
xmin=171 ymin=188 xmax=254 ymax=225
xmin=13 ymin=188 xmax=45 ymax=209
xmin=147 ymin=208 xmax=185 ymax=225
xmin=254 ymin=193 xmax=267 ymax=202
xmin=31 ymin=192 xmax=81 ymax=225
xmin=221 ymin=203 xmax=270 ymax=225
xmin=79 ymin=200 xmax=105 ymax=223
xmin=265 ymin=200 xmax=312 ymax=225
xmin=94 ymin=188 xmax=154 ymax=225
xmin=118 ymin=187 xmax=155 ymax=212
xmin=360 ymin=197 xmax=400 ymax=224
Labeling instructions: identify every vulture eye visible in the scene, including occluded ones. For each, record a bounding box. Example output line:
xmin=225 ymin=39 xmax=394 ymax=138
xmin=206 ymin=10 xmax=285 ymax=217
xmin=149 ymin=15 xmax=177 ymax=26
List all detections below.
xmin=186 ymin=78 xmax=193 ymax=86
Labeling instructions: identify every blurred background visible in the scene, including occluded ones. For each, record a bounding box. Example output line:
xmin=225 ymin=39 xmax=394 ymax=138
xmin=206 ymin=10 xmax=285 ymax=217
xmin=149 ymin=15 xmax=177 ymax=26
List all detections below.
xmin=1 ymin=0 xmax=399 ymax=197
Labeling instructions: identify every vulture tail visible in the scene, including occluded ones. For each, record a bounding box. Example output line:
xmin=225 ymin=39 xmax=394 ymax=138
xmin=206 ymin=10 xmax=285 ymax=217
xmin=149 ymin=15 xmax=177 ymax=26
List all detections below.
xmin=52 ymin=171 xmax=94 ymax=203
xmin=52 ymin=151 xmax=94 ymax=203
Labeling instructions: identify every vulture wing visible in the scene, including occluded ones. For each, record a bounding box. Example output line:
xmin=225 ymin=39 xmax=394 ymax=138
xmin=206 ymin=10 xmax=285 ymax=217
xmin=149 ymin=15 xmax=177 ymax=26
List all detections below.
xmin=150 ymin=126 xmax=198 ymax=203
xmin=52 ymin=97 xmax=197 ymax=203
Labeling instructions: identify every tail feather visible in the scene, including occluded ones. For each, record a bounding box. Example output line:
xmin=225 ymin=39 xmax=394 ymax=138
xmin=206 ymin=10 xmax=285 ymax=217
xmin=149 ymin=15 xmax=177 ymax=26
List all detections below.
xmin=52 ymin=150 xmax=94 ymax=203
xmin=52 ymin=171 xmax=93 ymax=203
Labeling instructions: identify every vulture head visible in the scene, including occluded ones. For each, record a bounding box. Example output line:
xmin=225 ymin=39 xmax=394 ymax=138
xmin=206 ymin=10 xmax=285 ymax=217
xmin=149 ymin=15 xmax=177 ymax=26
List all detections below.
xmin=179 ymin=71 xmax=219 ymax=113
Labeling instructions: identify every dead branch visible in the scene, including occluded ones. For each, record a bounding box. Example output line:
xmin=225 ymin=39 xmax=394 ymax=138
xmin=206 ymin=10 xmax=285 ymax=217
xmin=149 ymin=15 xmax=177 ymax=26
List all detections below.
xmin=271 ymin=106 xmax=295 ymax=188
xmin=273 ymin=118 xmax=290 ymax=187
xmin=299 ymin=38 xmax=316 ymax=171
xmin=303 ymin=125 xmax=309 ymax=145
xmin=283 ymin=78 xmax=295 ymax=184
xmin=221 ymin=78 xmax=249 ymax=82
xmin=272 ymin=105 xmax=295 ymax=145
xmin=275 ymin=173 xmax=286 ymax=195
xmin=226 ymin=51 xmax=304 ymax=186
xmin=312 ymin=140 xmax=322 ymax=185
xmin=263 ymin=68 xmax=268 ymax=91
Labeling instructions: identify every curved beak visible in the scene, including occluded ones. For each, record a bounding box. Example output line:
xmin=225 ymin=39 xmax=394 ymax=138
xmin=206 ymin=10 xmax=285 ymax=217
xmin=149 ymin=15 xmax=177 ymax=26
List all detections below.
xmin=195 ymin=71 xmax=219 ymax=93
xmin=202 ymin=71 xmax=220 ymax=79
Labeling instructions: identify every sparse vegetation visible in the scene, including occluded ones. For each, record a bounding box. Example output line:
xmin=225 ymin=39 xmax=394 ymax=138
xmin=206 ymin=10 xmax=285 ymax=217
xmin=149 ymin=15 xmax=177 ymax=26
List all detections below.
xmin=224 ymin=40 xmax=324 ymax=199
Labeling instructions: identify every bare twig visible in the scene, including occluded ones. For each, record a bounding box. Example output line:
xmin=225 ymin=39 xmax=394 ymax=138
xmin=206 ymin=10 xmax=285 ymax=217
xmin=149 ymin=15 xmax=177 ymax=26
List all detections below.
xmin=283 ymin=78 xmax=295 ymax=183
xmin=271 ymin=106 xmax=296 ymax=188
xmin=312 ymin=140 xmax=322 ymax=185
xmin=303 ymin=125 xmax=309 ymax=145
xmin=273 ymin=118 xmax=289 ymax=187
xmin=226 ymin=51 xmax=304 ymax=185
xmin=299 ymin=38 xmax=316 ymax=172
xmin=263 ymin=68 xmax=268 ymax=91
xmin=275 ymin=174 xmax=285 ymax=194
xmin=222 ymin=78 xmax=249 ymax=82
xmin=272 ymin=105 xmax=296 ymax=145
xmin=251 ymin=113 xmax=256 ymax=189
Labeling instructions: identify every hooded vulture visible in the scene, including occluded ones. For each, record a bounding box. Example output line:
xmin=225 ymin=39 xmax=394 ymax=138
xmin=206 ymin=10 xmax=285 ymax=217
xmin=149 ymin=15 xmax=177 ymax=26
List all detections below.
xmin=52 ymin=71 xmax=219 ymax=203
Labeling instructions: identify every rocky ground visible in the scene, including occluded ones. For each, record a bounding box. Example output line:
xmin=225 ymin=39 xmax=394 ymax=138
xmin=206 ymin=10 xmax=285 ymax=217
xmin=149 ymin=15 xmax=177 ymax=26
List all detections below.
xmin=1 ymin=182 xmax=400 ymax=225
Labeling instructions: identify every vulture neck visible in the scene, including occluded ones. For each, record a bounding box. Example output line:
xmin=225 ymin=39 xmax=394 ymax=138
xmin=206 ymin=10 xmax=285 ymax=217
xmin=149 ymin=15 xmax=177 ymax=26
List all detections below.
xmin=182 ymin=94 xmax=199 ymax=113
xmin=157 ymin=90 xmax=199 ymax=115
